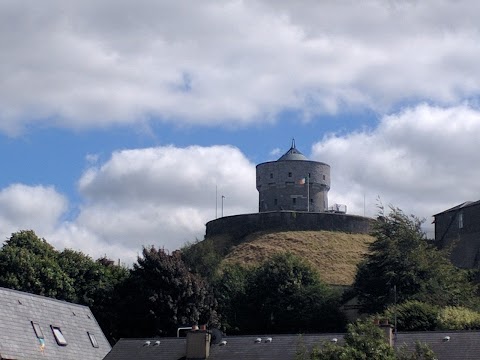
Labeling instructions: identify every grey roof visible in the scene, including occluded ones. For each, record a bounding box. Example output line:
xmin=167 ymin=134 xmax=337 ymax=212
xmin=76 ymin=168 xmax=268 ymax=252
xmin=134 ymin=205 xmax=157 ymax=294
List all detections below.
xmin=103 ymin=334 xmax=345 ymax=360
xmin=0 ymin=287 xmax=111 ymax=360
xmin=277 ymin=140 xmax=308 ymax=161
xmin=104 ymin=331 xmax=480 ymax=360
xmin=433 ymin=200 xmax=480 ymax=216
xmin=396 ymin=331 xmax=480 ymax=360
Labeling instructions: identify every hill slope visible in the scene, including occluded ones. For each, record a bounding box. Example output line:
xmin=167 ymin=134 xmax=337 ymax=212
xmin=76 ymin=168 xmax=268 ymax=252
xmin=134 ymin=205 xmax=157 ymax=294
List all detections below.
xmin=220 ymin=230 xmax=375 ymax=286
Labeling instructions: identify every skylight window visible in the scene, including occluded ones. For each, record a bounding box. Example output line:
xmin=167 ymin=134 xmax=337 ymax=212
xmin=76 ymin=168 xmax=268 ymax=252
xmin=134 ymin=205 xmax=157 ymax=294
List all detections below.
xmin=31 ymin=322 xmax=44 ymax=339
xmin=88 ymin=332 xmax=99 ymax=348
xmin=51 ymin=326 xmax=67 ymax=346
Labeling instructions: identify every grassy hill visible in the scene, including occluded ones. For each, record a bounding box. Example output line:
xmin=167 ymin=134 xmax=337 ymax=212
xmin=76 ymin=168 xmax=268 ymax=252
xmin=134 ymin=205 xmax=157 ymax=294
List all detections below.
xmin=217 ymin=230 xmax=375 ymax=286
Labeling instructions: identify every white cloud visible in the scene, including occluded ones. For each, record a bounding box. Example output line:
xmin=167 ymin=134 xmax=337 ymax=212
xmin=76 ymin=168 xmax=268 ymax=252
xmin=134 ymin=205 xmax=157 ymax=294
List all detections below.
xmin=2 ymin=1 xmax=480 ymax=134
xmin=0 ymin=145 xmax=257 ymax=263
xmin=0 ymin=184 xmax=67 ymax=241
xmin=311 ymin=103 xmax=480 ymax=236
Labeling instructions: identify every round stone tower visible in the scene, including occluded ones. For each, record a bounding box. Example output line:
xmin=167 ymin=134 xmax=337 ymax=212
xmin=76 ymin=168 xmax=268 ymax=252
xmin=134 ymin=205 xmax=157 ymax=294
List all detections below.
xmin=256 ymin=140 xmax=331 ymax=212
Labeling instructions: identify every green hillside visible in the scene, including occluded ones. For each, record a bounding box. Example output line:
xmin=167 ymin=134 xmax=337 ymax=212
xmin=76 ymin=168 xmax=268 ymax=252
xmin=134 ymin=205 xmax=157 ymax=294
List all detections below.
xmin=208 ymin=230 xmax=375 ymax=286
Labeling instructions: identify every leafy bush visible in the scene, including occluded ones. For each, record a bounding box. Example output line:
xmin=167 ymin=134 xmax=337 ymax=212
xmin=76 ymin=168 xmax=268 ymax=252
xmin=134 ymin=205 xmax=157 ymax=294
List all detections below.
xmin=384 ymin=301 xmax=440 ymax=331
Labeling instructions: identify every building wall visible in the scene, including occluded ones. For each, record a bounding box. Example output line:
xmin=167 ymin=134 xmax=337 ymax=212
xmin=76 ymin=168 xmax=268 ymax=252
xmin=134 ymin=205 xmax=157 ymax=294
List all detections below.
xmin=205 ymin=211 xmax=373 ymax=241
xmin=435 ymin=203 xmax=480 ymax=268
xmin=256 ymin=160 xmax=330 ymax=212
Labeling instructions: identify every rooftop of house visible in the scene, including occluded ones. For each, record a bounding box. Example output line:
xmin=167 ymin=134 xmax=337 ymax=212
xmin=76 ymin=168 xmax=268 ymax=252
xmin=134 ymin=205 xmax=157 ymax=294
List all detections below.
xmin=433 ymin=200 xmax=480 ymax=216
xmin=103 ymin=330 xmax=480 ymax=360
xmin=0 ymin=286 xmax=111 ymax=360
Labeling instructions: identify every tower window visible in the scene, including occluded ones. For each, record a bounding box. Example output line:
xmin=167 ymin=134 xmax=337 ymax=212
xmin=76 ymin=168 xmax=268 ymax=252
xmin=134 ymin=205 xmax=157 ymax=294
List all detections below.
xmin=274 ymin=199 xmax=278 ymax=205
xmin=270 ymin=173 xmax=273 ymax=179
xmin=323 ymin=175 xmax=326 ymax=180
xmin=310 ymin=198 xmax=313 ymax=204
xmin=293 ymin=198 xmax=296 ymax=205
xmin=288 ymin=172 xmax=292 ymax=177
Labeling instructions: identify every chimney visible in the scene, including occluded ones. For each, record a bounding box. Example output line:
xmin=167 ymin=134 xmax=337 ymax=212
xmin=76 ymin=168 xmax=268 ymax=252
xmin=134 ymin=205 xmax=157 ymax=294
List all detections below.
xmin=186 ymin=327 xmax=211 ymax=359
xmin=379 ymin=319 xmax=394 ymax=347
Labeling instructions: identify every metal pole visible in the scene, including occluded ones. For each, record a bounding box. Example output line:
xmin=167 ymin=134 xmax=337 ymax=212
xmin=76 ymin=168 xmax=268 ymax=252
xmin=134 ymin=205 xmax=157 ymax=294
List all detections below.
xmin=221 ymin=195 xmax=225 ymax=217
xmin=394 ymin=285 xmax=397 ymax=343
xmin=307 ymin=174 xmax=310 ymax=212
xmin=364 ymin=193 xmax=366 ymax=217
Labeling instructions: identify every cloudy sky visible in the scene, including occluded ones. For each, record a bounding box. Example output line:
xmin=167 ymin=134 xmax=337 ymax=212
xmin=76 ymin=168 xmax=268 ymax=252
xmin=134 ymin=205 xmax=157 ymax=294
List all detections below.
xmin=2 ymin=0 xmax=480 ymax=263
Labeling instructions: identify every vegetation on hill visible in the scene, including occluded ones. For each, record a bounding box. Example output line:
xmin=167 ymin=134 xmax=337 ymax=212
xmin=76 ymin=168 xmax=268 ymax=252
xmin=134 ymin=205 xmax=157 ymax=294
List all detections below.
xmin=213 ymin=253 xmax=346 ymax=334
xmin=182 ymin=230 xmax=375 ymax=286
xmin=354 ymin=206 xmax=479 ymax=314
xmin=222 ymin=231 xmax=375 ymax=286
xmin=2 ymin=206 xmax=480 ymax=342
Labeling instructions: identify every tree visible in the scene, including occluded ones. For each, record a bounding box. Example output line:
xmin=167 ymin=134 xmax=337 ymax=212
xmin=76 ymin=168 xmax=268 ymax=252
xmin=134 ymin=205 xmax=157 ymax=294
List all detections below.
xmin=0 ymin=230 xmax=75 ymax=300
xmin=0 ymin=230 xmax=129 ymax=344
xmin=383 ymin=301 xmax=440 ymax=331
xmin=354 ymin=207 xmax=478 ymax=313
xmin=58 ymin=251 xmax=129 ymax=343
xmin=115 ymin=247 xmax=219 ymax=338
xmin=307 ymin=320 xmax=396 ymax=360
xmin=243 ymin=253 xmax=345 ymax=334
xmin=212 ymin=263 xmax=252 ymax=333
xmin=181 ymin=238 xmax=223 ymax=280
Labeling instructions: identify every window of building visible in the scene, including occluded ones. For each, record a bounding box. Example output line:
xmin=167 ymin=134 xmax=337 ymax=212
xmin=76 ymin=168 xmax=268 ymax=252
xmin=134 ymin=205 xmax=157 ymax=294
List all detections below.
xmin=31 ymin=322 xmax=44 ymax=339
xmin=293 ymin=198 xmax=296 ymax=205
xmin=310 ymin=198 xmax=313 ymax=204
xmin=51 ymin=326 xmax=67 ymax=346
xmin=323 ymin=175 xmax=326 ymax=180
xmin=270 ymin=173 xmax=273 ymax=179
xmin=288 ymin=172 xmax=292 ymax=177
xmin=274 ymin=199 xmax=278 ymax=205
xmin=88 ymin=332 xmax=99 ymax=348
xmin=459 ymin=212 xmax=464 ymax=229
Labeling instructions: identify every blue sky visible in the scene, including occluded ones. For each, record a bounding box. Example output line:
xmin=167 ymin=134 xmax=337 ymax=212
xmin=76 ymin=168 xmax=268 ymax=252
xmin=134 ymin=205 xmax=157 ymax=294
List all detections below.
xmin=2 ymin=0 xmax=480 ymax=263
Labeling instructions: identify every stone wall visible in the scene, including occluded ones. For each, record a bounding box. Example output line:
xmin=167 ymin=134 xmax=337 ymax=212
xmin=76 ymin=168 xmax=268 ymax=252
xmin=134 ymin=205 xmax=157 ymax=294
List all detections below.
xmin=256 ymin=160 xmax=330 ymax=212
xmin=205 ymin=211 xmax=374 ymax=242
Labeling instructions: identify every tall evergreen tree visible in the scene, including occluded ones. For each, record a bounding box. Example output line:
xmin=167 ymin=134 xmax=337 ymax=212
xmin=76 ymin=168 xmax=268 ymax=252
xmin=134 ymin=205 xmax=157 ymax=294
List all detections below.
xmin=115 ymin=247 xmax=219 ymax=337
xmin=354 ymin=207 xmax=478 ymax=313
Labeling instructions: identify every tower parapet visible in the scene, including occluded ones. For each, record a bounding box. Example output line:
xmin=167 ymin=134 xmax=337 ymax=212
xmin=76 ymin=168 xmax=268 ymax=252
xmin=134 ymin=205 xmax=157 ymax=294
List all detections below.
xmin=256 ymin=141 xmax=330 ymax=212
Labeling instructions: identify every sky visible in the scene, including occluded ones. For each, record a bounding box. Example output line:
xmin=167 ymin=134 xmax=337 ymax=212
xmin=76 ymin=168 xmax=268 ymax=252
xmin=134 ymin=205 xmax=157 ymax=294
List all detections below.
xmin=2 ymin=0 xmax=480 ymax=264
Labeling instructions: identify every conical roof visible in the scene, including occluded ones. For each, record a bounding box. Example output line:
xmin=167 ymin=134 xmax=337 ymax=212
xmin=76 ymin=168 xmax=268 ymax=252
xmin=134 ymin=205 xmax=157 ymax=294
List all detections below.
xmin=277 ymin=139 xmax=308 ymax=161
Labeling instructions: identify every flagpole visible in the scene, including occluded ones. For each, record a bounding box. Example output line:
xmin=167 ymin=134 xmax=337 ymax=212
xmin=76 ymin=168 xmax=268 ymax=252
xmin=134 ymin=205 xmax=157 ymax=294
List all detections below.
xmin=307 ymin=174 xmax=310 ymax=212
xmin=215 ymin=185 xmax=218 ymax=219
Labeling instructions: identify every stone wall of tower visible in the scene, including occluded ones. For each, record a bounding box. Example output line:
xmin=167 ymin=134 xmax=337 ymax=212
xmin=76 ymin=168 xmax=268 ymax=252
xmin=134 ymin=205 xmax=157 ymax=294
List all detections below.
xmin=256 ymin=160 xmax=330 ymax=212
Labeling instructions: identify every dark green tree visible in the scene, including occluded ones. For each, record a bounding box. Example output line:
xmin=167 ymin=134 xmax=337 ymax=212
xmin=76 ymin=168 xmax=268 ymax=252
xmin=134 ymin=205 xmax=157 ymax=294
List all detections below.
xmin=244 ymin=253 xmax=345 ymax=334
xmin=115 ymin=247 xmax=219 ymax=338
xmin=181 ymin=238 xmax=223 ymax=280
xmin=354 ymin=207 xmax=478 ymax=313
xmin=212 ymin=263 xmax=253 ymax=333
xmin=383 ymin=301 xmax=440 ymax=331
xmin=0 ymin=230 xmax=129 ymax=344
xmin=0 ymin=230 xmax=75 ymax=300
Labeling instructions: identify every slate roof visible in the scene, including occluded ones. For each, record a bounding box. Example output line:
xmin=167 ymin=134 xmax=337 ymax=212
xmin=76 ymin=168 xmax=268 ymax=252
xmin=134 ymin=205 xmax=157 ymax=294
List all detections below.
xmin=104 ymin=331 xmax=480 ymax=360
xmin=104 ymin=334 xmax=346 ymax=360
xmin=396 ymin=331 xmax=480 ymax=360
xmin=277 ymin=140 xmax=308 ymax=161
xmin=0 ymin=286 xmax=111 ymax=360
xmin=433 ymin=200 xmax=480 ymax=216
